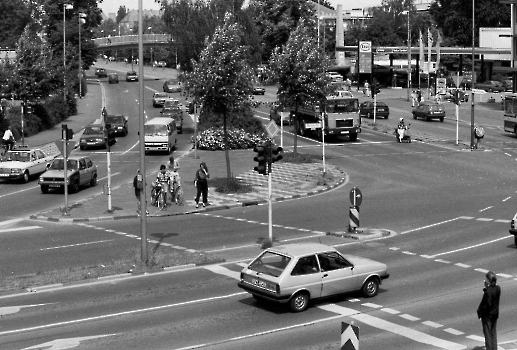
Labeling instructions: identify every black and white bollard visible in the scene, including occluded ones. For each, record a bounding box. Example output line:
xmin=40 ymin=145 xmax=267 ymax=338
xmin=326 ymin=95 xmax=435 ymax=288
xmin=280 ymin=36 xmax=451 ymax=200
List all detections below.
xmin=348 ymin=206 xmax=359 ymax=232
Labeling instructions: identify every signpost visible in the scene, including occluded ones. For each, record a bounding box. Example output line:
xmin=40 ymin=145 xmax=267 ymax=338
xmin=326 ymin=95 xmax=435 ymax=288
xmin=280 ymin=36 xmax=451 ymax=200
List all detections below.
xmin=265 ymin=121 xmax=280 ymax=244
xmin=55 ymin=132 xmax=76 ymax=216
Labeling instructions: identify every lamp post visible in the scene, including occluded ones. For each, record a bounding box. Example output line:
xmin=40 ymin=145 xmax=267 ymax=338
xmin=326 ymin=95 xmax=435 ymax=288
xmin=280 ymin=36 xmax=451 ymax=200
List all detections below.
xmin=402 ymin=10 xmax=411 ymax=102
xmin=148 ymin=26 xmax=153 ymax=66
xmin=78 ymin=12 xmax=86 ymax=99
xmin=63 ymin=3 xmax=73 ymax=102
xmin=471 ymin=0 xmax=475 ymax=149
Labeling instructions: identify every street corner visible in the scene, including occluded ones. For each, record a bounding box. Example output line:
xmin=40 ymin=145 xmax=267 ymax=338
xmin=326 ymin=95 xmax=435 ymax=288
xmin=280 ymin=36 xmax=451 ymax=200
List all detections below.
xmin=327 ymin=228 xmax=395 ymax=240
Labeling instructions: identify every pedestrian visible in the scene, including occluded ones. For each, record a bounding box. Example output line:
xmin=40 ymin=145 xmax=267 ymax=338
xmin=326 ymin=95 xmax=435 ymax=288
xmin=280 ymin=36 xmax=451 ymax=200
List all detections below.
xmin=194 ymin=162 xmax=209 ymax=208
xmin=477 ymin=270 xmax=501 ymax=350
xmin=133 ymin=169 xmax=147 ymax=214
xmin=156 ymin=164 xmax=171 ymax=209
xmin=364 ymin=81 xmax=370 ymax=97
xmin=167 ymin=156 xmax=180 ymax=203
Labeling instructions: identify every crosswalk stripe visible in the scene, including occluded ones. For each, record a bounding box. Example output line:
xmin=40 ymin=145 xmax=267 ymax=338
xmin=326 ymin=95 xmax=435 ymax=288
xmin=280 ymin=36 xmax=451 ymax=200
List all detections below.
xmin=319 ymin=304 xmax=466 ymax=350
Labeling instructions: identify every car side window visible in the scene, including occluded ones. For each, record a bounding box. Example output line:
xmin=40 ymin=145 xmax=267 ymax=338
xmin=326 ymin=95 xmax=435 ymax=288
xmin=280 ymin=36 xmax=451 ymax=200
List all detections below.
xmin=86 ymin=158 xmax=93 ymax=168
xmin=291 ymin=255 xmax=319 ymax=276
xmin=79 ymin=159 xmax=86 ymax=170
xmin=36 ymin=150 xmax=45 ymax=159
xmin=317 ymin=252 xmax=352 ymax=271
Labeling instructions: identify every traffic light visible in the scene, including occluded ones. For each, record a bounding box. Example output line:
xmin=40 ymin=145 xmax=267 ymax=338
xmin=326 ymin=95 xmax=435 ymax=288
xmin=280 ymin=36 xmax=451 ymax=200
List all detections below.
xmin=62 ymin=124 xmax=73 ymax=140
xmin=453 ymin=90 xmax=462 ymax=105
xmin=270 ymin=144 xmax=283 ymax=163
xmin=371 ymin=83 xmax=380 ymax=96
xmin=105 ymin=123 xmax=116 ymax=151
xmin=253 ymin=145 xmax=268 ymax=175
xmin=25 ymin=104 xmax=33 ymax=116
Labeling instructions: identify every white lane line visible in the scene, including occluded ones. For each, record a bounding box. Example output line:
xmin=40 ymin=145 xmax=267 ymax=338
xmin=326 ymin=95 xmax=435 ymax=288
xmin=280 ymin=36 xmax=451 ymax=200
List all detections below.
xmin=362 ymin=302 xmax=382 ymax=308
xmin=422 ymin=320 xmax=443 ymax=328
xmin=0 ymin=218 xmax=24 ymax=226
xmin=399 ymin=314 xmax=420 ymax=321
xmin=0 ymin=226 xmax=41 ymax=233
xmin=435 ymin=259 xmax=451 ymax=264
xmin=474 ymin=268 xmax=489 ymax=274
xmin=429 ymin=236 xmax=512 ymax=258
xmin=381 ymin=308 xmax=400 ymax=315
xmin=0 ymin=303 xmax=54 ymax=316
xmin=455 ymin=263 xmax=471 ymax=268
xmin=320 ymin=304 xmax=466 ymax=350
xmin=498 ymin=273 xmax=514 ymax=278
xmin=0 ymin=292 xmax=246 ymax=337
xmin=202 ymin=265 xmax=240 ymax=280
xmin=476 ymin=218 xmax=493 ymax=221
xmin=41 ymin=240 xmax=114 ymax=250
xmin=479 ymin=206 xmax=493 ymax=212
xmin=400 ymin=217 xmax=460 ymax=234
xmin=502 ymin=197 xmax=512 ymax=202
xmin=123 ymin=141 xmax=140 ymax=155
xmin=444 ymin=328 xmax=465 ymax=335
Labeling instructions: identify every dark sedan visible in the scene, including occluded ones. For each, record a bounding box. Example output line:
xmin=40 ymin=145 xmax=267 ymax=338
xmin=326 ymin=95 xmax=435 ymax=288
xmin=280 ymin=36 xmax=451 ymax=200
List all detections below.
xmin=252 ymin=86 xmax=265 ymax=95
xmin=126 ymin=71 xmax=138 ymax=82
xmin=105 ymin=115 xmax=128 ymax=136
xmin=359 ymin=101 xmax=389 ymax=119
xmin=412 ymin=102 xmax=445 ymax=122
xmin=474 ymin=80 xmax=505 ymax=92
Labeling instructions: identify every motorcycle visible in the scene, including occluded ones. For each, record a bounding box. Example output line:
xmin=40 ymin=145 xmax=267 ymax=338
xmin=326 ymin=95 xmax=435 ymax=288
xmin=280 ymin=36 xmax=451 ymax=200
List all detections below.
xmin=395 ymin=124 xmax=411 ymax=143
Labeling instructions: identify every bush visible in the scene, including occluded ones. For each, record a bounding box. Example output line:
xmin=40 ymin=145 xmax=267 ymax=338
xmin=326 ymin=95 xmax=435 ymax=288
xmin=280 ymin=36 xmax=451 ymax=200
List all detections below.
xmin=199 ymin=106 xmax=265 ymax=135
xmin=192 ymin=127 xmax=270 ymax=150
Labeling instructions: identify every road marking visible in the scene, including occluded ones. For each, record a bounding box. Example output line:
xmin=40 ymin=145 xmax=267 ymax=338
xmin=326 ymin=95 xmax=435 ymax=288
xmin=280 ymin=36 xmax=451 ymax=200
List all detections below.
xmin=22 ymin=334 xmax=119 ymax=349
xmin=0 ymin=226 xmax=41 ymax=233
xmin=0 ymin=218 xmax=24 ymax=226
xmin=202 ymin=265 xmax=240 ymax=280
xmin=479 ymin=206 xmax=493 ymax=212
xmin=400 ymin=217 xmax=460 ymax=234
xmin=319 ymin=304 xmax=466 ymax=350
xmin=41 ymin=239 xmax=114 ymax=250
xmin=0 ymin=303 xmax=54 ymax=316
xmin=428 ymin=235 xmax=512 ymax=258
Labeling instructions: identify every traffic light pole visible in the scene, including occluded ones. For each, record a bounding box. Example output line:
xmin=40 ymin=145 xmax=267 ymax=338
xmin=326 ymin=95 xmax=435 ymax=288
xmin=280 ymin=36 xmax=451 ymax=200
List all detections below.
xmin=62 ymin=126 xmax=69 ymax=216
xmin=21 ymin=102 xmax=24 ymax=146
xmin=268 ymin=169 xmax=272 ymax=244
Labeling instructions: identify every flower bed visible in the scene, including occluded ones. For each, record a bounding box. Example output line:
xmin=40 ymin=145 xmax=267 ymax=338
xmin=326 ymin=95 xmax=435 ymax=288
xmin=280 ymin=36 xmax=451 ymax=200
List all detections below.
xmin=192 ymin=127 xmax=271 ymax=151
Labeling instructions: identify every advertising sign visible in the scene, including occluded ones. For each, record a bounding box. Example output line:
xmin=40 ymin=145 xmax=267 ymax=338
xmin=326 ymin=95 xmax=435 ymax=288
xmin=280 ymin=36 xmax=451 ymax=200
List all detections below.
xmin=358 ymin=41 xmax=372 ymax=74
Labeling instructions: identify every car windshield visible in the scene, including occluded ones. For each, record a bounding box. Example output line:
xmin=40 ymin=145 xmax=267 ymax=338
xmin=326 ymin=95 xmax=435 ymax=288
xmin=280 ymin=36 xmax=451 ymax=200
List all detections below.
xmin=145 ymin=124 xmax=168 ymax=136
xmin=50 ymin=159 xmax=78 ymax=170
xmin=105 ymin=116 xmax=124 ymax=123
xmin=248 ymin=251 xmax=291 ymax=277
xmin=154 ymin=93 xmax=167 ymax=98
xmin=166 ymin=80 xmax=178 ymax=85
xmin=84 ymin=126 xmax=103 ymax=134
xmin=326 ymin=98 xmax=359 ymax=113
xmin=6 ymin=151 xmax=30 ymax=162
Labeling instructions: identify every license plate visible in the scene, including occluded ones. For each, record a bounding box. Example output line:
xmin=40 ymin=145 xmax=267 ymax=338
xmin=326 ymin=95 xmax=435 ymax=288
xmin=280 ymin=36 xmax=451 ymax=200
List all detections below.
xmin=378 ymin=109 xmax=384 ymax=111
xmin=341 ymin=131 xmax=349 ymax=134
xmin=0 ymin=174 xmax=9 ymax=177
xmin=251 ymin=278 xmax=267 ymax=288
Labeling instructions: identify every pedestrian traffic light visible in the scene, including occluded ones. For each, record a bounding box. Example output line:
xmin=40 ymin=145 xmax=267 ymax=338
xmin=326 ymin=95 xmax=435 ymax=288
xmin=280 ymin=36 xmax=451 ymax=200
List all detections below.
xmin=62 ymin=124 xmax=73 ymax=140
xmin=453 ymin=90 xmax=462 ymax=105
xmin=105 ymin=123 xmax=116 ymax=151
xmin=25 ymin=104 xmax=33 ymax=116
xmin=253 ymin=145 xmax=267 ymax=175
xmin=270 ymin=144 xmax=283 ymax=163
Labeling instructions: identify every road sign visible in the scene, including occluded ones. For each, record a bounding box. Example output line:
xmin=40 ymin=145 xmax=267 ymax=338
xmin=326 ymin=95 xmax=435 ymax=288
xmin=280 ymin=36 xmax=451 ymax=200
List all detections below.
xmin=55 ymin=140 xmax=76 ymax=157
xmin=266 ymin=120 xmax=280 ymax=138
xmin=349 ymin=187 xmax=362 ymax=207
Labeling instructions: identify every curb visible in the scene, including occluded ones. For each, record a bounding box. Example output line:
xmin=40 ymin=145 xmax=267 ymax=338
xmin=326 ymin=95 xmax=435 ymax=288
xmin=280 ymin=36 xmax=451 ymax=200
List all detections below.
xmin=328 ymin=228 xmax=394 ymax=240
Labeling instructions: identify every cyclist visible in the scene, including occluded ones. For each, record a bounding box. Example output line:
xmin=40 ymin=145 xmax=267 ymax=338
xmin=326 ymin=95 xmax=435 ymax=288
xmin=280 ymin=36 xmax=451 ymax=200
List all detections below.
xmin=2 ymin=125 xmax=15 ymax=151
xmin=155 ymin=164 xmax=171 ymax=209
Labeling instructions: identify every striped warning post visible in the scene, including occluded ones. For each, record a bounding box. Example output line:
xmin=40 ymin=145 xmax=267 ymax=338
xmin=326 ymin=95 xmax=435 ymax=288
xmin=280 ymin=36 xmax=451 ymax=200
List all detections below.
xmin=341 ymin=322 xmax=359 ymax=350
xmin=348 ymin=206 xmax=360 ymax=232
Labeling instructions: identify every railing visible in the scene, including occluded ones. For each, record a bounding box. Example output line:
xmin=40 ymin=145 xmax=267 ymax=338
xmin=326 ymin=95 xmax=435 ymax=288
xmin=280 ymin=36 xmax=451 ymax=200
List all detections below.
xmin=92 ymin=34 xmax=174 ymax=48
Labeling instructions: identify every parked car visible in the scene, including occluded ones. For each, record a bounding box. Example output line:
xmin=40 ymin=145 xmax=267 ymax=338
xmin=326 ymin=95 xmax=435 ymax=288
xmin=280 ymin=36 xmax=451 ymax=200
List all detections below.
xmin=359 ymin=101 xmax=389 ymax=119
xmin=108 ymin=73 xmax=119 ymax=84
xmin=152 ymin=92 xmax=169 ymax=107
xmin=509 ymin=212 xmax=517 ymax=246
xmin=252 ymin=86 xmax=265 ymax=95
xmin=95 ymin=68 xmax=107 ymax=78
xmin=0 ymin=148 xmax=56 ymax=183
xmin=238 ymin=243 xmax=389 ymax=312
xmin=156 ymin=61 xmax=166 ymax=68
xmin=269 ymin=102 xmax=291 ymax=126
xmin=105 ymin=114 xmax=128 ymax=136
xmin=412 ymin=102 xmax=445 ymax=122
xmin=163 ymin=99 xmax=181 ymax=109
xmin=39 ymin=155 xmax=97 ymax=194
xmin=326 ymin=71 xmax=343 ymax=82
xmin=474 ymin=80 xmax=505 ymax=92
xmin=126 ymin=71 xmax=138 ymax=82
xmin=330 ymin=90 xmax=354 ymax=98
xmin=163 ymin=79 xmax=181 ymax=93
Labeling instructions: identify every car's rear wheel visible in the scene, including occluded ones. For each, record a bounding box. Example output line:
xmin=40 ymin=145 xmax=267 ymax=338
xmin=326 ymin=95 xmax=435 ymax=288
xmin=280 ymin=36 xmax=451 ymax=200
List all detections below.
xmin=349 ymin=133 xmax=358 ymax=142
xmin=40 ymin=185 xmax=49 ymax=194
xmin=362 ymin=278 xmax=379 ymax=297
xmin=413 ymin=113 xmax=417 ymax=120
xmin=515 ymin=236 xmax=517 ymax=247
xmin=290 ymin=292 xmax=309 ymax=312
xmin=90 ymin=174 xmax=97 ymax=187
xmin=440 ymin=117 xmax=444 ymax=122
xmin=425 ymin=115 xmax=430 ymax=122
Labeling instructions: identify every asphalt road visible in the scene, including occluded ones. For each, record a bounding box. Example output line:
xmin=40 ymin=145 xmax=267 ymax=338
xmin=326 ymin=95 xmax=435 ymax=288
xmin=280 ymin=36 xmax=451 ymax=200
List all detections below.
xmin=1 ymin=77 xmax=517 ymax=349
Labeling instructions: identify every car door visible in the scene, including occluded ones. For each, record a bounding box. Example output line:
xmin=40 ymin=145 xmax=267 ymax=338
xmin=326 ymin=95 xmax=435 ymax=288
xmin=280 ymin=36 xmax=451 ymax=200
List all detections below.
xmin=318 ymin=251 xmax=358 ymax=297
xmin=78 ymin=158 xmax=88 ymax=186
xmin=289 ymin=255 xmax=323 ymax=299
xmin=33 ymin=150 xmax=46 ymax=174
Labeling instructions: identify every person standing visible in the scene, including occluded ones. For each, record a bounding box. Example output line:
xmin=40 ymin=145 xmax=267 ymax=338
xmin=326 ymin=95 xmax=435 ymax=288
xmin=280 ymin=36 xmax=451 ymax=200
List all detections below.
xmin=194 ymin=162 xmax=209 ymax=208
xmin=133 ymin=169 xmax=145 ymax=214
xmin=167 ymin=156 xmax=180 ymax=204
xmin=477 ymin=270 xmax=501 ymax=350
xmin=156 ymin=164 xmax=171 ymax=209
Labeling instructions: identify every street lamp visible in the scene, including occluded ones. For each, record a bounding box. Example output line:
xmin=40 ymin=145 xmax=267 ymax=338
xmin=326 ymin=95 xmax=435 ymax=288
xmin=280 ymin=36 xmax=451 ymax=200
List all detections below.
xmin=78 ymin=12 xmax=86 ymax=98
xmin=402 ymin=10 xmax=411 ymax=102
xmin=148 ymin=26 xmax=153 ymax=66
xmin=471 ymin=0 xmax=475 ymax=149
xmin=63 ymin=3 xmax=73 ymax=101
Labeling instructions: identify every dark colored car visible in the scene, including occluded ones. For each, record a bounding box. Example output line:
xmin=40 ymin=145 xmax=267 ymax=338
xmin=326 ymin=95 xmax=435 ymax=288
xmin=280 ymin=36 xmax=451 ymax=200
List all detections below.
xmin=252 ymin=86 xmax=265 ymax=95
xmin=108 ymin=73 xmax=119 ymax=84
xmin=269 ymin=102 xmax=291 ymax=125
xmin=359 ymin=101 xmax=389 ymax=119
xmin=474 ymin=80 xmax=505 ymax=92
xmin=126 ymin=71 xmax=138 ymax=82
xmin=105 ymin=114 xmax=128 ymax=136
xmin=412 ymin=102 xmax=445 ymax=122
xmin=95 ymin=68 xmax=107 ymax=78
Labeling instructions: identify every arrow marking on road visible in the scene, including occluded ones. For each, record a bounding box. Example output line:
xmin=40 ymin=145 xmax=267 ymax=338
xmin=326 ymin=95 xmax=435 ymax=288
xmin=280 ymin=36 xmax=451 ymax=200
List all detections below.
xmin=0 ymin=303 xmax=55 ymax=316
xmin=22 ymin=334 xmax=119 ymax=350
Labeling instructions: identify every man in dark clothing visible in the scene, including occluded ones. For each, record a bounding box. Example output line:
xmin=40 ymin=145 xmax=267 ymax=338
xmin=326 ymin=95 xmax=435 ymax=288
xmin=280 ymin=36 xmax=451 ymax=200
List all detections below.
xmin=477 ymin=270 xmax=501 ymax=350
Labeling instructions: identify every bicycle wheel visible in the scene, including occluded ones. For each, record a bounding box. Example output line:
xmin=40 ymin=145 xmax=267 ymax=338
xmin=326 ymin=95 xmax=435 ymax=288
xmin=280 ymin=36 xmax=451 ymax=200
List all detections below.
xmin=157 ymin=191 xmax=165 ymax=210
xmin=176 ymin=186 xmax=184 ymax=206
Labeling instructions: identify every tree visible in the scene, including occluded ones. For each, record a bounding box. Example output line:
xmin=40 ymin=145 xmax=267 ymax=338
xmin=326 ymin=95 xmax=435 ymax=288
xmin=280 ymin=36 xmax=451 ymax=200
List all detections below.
xmin=183 ymin=13 xmax=255 ymax=179
xmin=429 ymin=0 xmax=510 ymax=47
xmin=269 ymin=20 xmax=331 ymax=156
xmin=116 ymin=6 xmax=127 ymax=24
xmin=0 ymin=0 xmax=31 ymax=48
xmin=249 ymin=0 xmax=316 ymax=63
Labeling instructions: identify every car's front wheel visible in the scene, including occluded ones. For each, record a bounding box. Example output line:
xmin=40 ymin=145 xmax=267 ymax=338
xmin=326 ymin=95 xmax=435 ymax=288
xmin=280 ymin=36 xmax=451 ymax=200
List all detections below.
xmin=362 ymin=278 xmax=379 ymax=297
xmin=22 ymin=171 xmax=30 ymax=183
xmin=290 ymin=292 xmax=309 ymax=312
xmin=40 ymin=185 xmax=49 ymax=194
xmin=413 ymin=113 xmax=417 ymax=120
xmin=69 ymin=180 xmax=80 ymax=194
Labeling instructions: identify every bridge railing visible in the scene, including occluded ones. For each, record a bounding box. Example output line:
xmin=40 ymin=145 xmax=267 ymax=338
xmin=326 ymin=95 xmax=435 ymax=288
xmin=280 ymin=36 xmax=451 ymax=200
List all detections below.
xmin=92 ymin=34 xmax=173 ymax=47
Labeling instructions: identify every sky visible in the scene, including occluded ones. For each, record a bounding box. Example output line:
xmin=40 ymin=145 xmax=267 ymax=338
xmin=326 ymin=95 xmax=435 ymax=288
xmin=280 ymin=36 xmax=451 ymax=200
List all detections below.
xmin=97 ymin=0 xmax=384 ymax=15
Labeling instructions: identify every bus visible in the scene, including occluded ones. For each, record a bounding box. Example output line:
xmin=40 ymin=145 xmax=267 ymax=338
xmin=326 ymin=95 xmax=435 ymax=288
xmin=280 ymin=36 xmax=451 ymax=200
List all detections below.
xmin=503 ymin=94 xmax=517 ymax=135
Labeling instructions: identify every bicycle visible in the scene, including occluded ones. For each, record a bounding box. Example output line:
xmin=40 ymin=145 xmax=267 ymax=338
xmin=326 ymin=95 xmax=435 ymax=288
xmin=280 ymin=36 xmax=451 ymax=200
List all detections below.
xmin=151 ymin=182 xmax=167 ymax=210
xmin=171 ymin=180 xmax=184 ymax=206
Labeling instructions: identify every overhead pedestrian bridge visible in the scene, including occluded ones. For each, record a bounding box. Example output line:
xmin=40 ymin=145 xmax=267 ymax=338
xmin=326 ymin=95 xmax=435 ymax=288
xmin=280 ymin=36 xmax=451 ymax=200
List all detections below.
xmin=92 ymin=34 xmax=175 ymax=50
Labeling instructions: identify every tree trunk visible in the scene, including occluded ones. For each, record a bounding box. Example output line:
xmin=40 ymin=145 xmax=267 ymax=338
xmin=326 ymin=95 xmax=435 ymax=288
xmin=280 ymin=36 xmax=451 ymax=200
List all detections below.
xmin=223 ymin=109 xmax=231 ymax=179
xmin=293 ymin=104 xmax=298 ymax=156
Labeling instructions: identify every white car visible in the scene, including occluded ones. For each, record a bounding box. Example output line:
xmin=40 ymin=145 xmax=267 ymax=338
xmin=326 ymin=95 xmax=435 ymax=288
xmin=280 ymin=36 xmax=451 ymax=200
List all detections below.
xmin=0 ymin=148 xmax=57 ymax=183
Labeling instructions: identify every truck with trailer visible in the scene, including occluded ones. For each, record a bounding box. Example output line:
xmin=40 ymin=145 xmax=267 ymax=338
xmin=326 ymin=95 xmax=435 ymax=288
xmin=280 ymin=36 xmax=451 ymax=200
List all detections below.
xmin=290 ymin=96 xmax=361 ymax=142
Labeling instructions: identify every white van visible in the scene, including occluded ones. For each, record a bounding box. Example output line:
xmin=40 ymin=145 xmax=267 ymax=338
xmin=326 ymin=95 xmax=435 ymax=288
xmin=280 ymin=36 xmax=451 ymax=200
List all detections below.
xmin=144 ymin=117 xmax=177 ymax=154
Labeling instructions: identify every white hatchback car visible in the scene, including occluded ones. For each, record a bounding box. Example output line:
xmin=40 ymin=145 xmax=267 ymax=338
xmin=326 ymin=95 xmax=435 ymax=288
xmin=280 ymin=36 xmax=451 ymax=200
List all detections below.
xmin=238 ymin=243 xmax=389 ymax=312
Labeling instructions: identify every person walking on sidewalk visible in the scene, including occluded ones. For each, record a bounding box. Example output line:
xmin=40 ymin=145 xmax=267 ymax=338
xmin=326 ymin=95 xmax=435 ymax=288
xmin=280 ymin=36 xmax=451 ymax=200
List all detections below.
xmin=477 ymin=270 xmax=501 ymax=350
xmin=194 ymin=162 xmax=209 ymax=208
xmin=133 ymin=169 xmax=146 ymax=214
